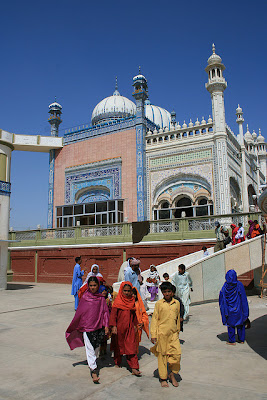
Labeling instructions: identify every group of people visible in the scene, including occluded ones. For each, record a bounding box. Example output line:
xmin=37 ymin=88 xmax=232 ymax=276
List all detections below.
xmin=67 ymin=256 xmax=249 ymax=388
xmin=214 ymin=219 xmax=264 ymax=252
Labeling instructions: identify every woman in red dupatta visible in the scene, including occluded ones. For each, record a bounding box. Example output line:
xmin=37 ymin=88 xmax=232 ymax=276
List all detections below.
xmin=109 ymin=281 xmax=141 ymax=376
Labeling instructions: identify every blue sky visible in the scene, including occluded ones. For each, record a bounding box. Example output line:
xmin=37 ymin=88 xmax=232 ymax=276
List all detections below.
xmin=1 ymin=0 xmax=266 ymax=230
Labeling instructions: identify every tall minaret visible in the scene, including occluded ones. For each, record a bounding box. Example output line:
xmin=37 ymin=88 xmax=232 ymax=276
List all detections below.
xmin=205 ymin=44 xmax=231 ymax=214
xmin=47 ymin=99 xmax=62 ymax=228
xmin=236 ymin=105 xmax=249 ymax=212
xmin=132 ymin=69 xmax=148 ymax=221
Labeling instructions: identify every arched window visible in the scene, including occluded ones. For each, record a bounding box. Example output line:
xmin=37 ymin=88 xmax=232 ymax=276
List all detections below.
xmin=158 ymin=201 xmax=171 ymax=219
xmin=217 ymin=68 xmax=221 ymax=77
xmin=174 ymin=197 xmax=193 ymax=218
xmin=196 ymin=198 xmax=209 ymax=216
xmin=212 ymin=69 xmax=215 ymax=78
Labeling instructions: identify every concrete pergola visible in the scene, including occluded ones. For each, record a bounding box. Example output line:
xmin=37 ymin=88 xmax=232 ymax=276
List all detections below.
xmin=0 ymin=129 xmax=63 ymax=289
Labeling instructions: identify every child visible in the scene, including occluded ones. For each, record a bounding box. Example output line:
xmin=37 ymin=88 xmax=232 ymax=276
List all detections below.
xmin=163 ymin=273 xmax=170 ymax=281
xmin=146 ymin=264 xmax=160 ymax=301
xmin=202 ymin=246 xmax=210 ymax=256
xmin=219 ymin=269 xmax=249 ymax=345
xmin=150 ymin=281 xmax=181 ymax=388
xmin=66 ymin=276 xmax=110 ymax=383
xmin=109 ymin=281 xmax=141 ymax=376
xmin=235 ymin=223 xmax=245 ymax=243
xmin=139 ymin=276 xmax=149 ymax=310
xmin=99 ymin=285 xmax=112 ymax=357
xmin=132 ymin=287 xmax=149 ymax=352
xmin=172 ymin=284 xmax=185 ymax=332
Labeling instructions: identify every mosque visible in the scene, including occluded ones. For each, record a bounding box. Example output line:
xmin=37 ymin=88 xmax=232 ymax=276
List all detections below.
xmin=47 ymin=45 xmax=267 ymax=229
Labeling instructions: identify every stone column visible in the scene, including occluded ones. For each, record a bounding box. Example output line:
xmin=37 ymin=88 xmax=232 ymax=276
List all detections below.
xmin=0 ymin=143 xmax=12 ymax=290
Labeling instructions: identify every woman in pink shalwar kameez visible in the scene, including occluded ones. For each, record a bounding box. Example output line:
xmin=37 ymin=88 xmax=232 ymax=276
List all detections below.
xmin=66 ymin=276 xmax=109 ymax=383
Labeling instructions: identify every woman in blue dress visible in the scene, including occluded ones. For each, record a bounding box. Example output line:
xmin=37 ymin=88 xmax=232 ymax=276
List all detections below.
xmin=219 ymin=269 xmax=249 ymax=345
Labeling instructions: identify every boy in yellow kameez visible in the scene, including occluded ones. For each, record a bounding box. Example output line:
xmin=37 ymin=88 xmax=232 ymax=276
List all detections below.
xmin=150 ymin=282 xmax=181 ymax=388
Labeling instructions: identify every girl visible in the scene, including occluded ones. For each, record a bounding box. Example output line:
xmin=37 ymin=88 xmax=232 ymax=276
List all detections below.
xmin=132 ymin=287 xmax=149 ymax=353
xmin=66 ymin=276 xmax=109 ymax=383
xmin=146 ymin=264 xmax=160 ymax=301
xmin=99 ymin=284 xmax=112 ymax=356
xmin=85 ymin=264 xmax=103 ymax=282
xmin=109 ymin=281 xmax=141 ymax=376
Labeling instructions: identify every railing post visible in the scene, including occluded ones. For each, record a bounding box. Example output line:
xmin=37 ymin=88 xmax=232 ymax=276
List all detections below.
xmin=36 ymin=229 xmax=41 ymax=243
xmin=75 ymin=226 xmax=81 ymax=242
xmin=179 ymin=219 xmax=189 ymax=239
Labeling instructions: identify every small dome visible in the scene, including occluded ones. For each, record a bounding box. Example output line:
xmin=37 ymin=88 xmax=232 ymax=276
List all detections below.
xmin=49 ymin=101 xmax=62 ymax=110
xmin=257 ymin=130 xmax=265 ymax=143
xmin=133 ymin=74 xmax=147 ymax=82
xmin=207 ymin=44 xmax=222 ymax=65
xmin=145 ymin=102 xmax=171 ymax=129
xmin=195 ymin=118 xmax=200 ymax=126
xmin=177 ymin=122 xmax=181 ymax=129
xmin=208 ymin=116 xmax=213 ymax=123
xmin=236 ymin=104 xmax=242 ymax=114
xmin=201 ymin=117 xmax=206 ymax=124
xmin=92 ymin=91 xmax=136 ymax=125
xmin=244 ymin=126 xmax=252 ymax=142
xmin=182 ymin=121 xmax=187 ymax=129
xmin=252 ymin=130 xmax=257 ymax=140
xmin=189 ymin=119 xmax=194 ymax=127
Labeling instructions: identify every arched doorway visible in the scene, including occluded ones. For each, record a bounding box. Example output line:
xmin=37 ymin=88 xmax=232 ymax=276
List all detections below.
xmin=174 ymin=197 xmax=193 ymax=218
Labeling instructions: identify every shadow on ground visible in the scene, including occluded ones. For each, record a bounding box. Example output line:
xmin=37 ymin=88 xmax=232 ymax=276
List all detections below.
xmin=217 ymin=315 xmax=267 ymax=360
xmin=7 ymin=283 xmax=35 ymax=290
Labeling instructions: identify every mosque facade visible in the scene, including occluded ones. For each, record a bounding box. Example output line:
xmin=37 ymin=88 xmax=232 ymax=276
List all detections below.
xmin=47 ymin=46 xmax=267 ymax=229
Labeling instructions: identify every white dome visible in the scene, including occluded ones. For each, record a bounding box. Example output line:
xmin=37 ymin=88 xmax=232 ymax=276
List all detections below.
xmin=92 ymin=90 xmax=136 ymax=125
xmin=145 ymin=102 xmax=171 ymax=129
xmin=207 ymin=44 xmax=222 ymax=65
xmin=49 ymin=101 xmax=62 ymax=110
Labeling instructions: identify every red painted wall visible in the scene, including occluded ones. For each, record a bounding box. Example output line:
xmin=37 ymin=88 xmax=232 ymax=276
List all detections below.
xmin=10 ymin=241 xmax=215 ymax=284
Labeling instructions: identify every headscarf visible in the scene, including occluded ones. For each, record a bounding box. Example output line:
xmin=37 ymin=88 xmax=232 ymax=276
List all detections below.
xmin=85 ymin=264 xmax=103 ymax=283
xmin=99 ymin=285 xmax=106 ymax=294
xmin=246 ymin=220 xmax=255 ymax=239
xmin=112 ymin=281 xmax=136 ymax=311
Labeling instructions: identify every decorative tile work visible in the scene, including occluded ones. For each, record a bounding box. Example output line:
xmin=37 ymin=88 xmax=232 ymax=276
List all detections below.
xmin=63 ymin=117 xmax=136 ymax=145
xmin=65 ymin=159 xmax=121 ymax=204
xmin=150 ymin=164 xmax=213 ymax=205
xmin=0 ymin=180 xmax=11 ymax=196
xmin=47 ymin=150 xmax=55 ymax=228
xmin=150 ymin=149 xmax=212 ymax=168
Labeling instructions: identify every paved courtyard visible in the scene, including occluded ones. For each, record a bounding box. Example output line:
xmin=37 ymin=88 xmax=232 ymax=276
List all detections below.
xmin=0 ymin=282 xmax=266 ymax=400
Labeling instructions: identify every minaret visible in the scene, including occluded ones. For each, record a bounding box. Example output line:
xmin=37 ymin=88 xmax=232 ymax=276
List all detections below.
xmin=132 ymin=68 xmax=148 ymax=221
xmin=47 ymin=99 xmax=62 ymax=228
xmin=205 ymin=44 xmax=231 ymax=214
xmin=236 ymin=105 xmax=249 ymax=212
xmin=171 ymin=110 xmax=176 ymax=127
xmin=48 ymin=98 xmax=62 ymax=136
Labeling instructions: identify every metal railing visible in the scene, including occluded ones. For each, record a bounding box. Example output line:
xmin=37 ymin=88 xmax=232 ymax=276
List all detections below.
xmin=9 ymin=211 xmax=263 ymax=245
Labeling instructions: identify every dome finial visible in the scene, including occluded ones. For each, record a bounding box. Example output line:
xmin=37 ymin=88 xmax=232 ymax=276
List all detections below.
xmin=212 ymin=43 xmax=216 ymax=54
xmin=139 ymin=66 xmax=141 ymax=74
xmin=113 ymin=76 xmax=120 ymax=96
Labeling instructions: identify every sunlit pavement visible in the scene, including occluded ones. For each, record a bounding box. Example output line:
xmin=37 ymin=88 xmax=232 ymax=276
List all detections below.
xmin=0 ymin=283 xmax=266 ymax=400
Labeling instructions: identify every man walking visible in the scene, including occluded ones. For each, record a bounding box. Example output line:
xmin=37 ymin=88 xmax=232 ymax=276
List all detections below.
xmin=71 ymin=256 xmax=85 ymax=310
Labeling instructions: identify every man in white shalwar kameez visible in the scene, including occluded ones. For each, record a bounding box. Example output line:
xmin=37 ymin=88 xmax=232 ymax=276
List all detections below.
xmin=172 ymin=264 xmax=193 ymax=320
